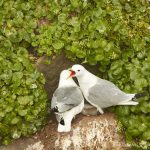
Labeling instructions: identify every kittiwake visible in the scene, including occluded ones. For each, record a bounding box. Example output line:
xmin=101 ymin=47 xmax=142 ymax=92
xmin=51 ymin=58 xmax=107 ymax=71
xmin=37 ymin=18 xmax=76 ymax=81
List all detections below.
xmin=51 ymin=70 xmax=84 ymax=132
xmin=69 ymin=64 xmax=144 ymax=114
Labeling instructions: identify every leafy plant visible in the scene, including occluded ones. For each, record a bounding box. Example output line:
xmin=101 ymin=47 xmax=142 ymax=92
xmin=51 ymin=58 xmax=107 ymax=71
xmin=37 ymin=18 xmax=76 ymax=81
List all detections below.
xmin=31 ymin=0 xmax=149 ymax=149
xmin=0 ymin=0 xmax=48 ymax=144
xmin=0 ymin=0 xmax=150 ymax=148
xmin=0 ymin=46 xmax=48 ymax=145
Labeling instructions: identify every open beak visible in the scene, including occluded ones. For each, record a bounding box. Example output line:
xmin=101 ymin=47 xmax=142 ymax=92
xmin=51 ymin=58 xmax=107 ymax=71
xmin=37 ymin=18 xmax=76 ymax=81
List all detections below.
xmin=67 ymin=70 xmax=76 ymax=79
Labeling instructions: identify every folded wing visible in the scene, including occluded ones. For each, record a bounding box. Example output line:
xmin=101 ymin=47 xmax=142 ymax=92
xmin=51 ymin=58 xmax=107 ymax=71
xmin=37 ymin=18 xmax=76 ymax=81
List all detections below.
xmin=51 ymin=86 xmax=84 ymax=113
xmin=87 ymin=79 xmax=135 ymax=108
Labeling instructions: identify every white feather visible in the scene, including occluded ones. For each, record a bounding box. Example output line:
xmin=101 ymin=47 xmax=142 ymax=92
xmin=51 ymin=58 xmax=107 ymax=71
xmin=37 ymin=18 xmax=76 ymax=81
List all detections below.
xmin=71 ymin=65 xmax=138 ymax=114
xmin=52 ymin=70 xmax=84 ymax=132
xmin=57 ymin=100 xmax=84 ymax=132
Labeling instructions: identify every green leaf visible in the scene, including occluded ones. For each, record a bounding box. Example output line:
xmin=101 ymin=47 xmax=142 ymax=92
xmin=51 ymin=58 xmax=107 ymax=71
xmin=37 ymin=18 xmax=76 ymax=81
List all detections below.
xmin=18 ymin=110 xmax=28 ymax=116
xmin=104 ymin=42 xmax=114 ymax=52
xmin=26 ymin=78 xmax=34 ymax=85
xmin=142 ymin=130 xmax=150 ymax=140
xmin=95 ymin=53 xmax=104 ymax=61
xmin=134 ymin=78 xmax=148 ymax=89
xmin=70 ymin=0 xmax=80 ymax=7
xmin=58 ymin=13 xmax=67 ymax=23
xmin=138 ymin=123 xmax=147 ymax=132
xmin=87 ymin=56 xmax=97 ymax=65
xmin=17 ymin=96 xmax=33 ymax=105
xmin=5 ymin=106 xmax=13 ymax=113
xmin=76 ymin=50 xmax=86 ymax=58
xmin=4 ymin=40 xmax=12 ymax=48
xmin=11 ymin=117 xmax=20 ymax=125
xmin=127 ymin=128 xmax=140 ymax=137
xmin=2 ymin=137 xmax=12 ymax=145
xmin=116 ymin=106 xmax=130 ymax=116
xmin=52 ymin=40 xmax=64 ymax=49
xmin=12 ymin=130 xmax=21 ymax=139
xmin=0 ymin=111 xmax=5 ymax=118
xmin=125 ymin=3 xmax=132 ymax=12
xmin=12 ymin=63 xmax=23 ymax=71
xmin=130 ymin=69 xmax=141 ymax=80
xmin=12 ymin=72 xmax=23 ymax=81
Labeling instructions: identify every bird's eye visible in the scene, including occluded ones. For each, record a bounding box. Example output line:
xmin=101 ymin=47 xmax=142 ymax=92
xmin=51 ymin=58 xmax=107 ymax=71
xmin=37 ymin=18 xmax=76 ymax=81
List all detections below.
xmin=78 ymin=70 xmax=80 ymax=72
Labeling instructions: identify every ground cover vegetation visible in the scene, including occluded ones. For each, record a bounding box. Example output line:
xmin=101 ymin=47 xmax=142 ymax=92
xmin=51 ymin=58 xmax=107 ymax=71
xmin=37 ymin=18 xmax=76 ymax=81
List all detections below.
xmin=0 ymin=0 xmax=149 ymax=148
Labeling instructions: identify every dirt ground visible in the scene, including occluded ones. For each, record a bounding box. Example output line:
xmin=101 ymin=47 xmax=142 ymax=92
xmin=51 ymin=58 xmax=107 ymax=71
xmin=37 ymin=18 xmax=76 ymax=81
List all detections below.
xmin=0 ymin=113 xmax=131 ymax=150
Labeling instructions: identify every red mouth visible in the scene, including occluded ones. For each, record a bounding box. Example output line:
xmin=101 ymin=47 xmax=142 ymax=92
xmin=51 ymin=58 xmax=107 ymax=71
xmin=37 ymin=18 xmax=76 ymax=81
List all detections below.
xmin=69 ymin=70 xmax=76 ymax=77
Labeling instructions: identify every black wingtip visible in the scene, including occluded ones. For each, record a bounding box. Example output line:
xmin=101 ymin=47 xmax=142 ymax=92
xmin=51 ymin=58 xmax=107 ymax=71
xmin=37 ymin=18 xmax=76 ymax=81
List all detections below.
xmin=60 ymin=118 xmax=65 ymax=125
xmin=134 ymin=93 xmax=146 ymax=99
xmin=51 ymin=106 xmax=59 ymax=113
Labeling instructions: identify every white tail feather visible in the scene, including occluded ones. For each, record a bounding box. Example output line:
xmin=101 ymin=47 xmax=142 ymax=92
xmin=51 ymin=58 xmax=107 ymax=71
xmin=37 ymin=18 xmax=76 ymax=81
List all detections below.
xmin=117 ymin=101 xmax=138 ymax=105
xmin=57 ymin=123 xmax=71 ymax=132
xmin=57 ymin=101 xmax=84 ymax=132
xmin=57 ymin=110 xmax=74 ymax=132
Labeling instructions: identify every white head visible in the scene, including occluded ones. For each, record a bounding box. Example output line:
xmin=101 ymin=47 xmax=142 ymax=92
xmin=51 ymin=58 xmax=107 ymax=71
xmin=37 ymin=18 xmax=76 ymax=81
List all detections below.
xmin=60 ymin=70 xmax=71 ymax=79
xmin=59 ymin=70 xmax=77 ymax=87
xmin=69 ymin=64 xmax=86 ymax=78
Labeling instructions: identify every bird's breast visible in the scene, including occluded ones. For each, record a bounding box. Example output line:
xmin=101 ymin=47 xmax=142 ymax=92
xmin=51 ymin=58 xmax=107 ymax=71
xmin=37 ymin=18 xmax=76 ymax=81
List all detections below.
xmin=77 ymin=73 xmax=97 ymax=97
xmin=79 ymin=82 xmax=93 ymax=99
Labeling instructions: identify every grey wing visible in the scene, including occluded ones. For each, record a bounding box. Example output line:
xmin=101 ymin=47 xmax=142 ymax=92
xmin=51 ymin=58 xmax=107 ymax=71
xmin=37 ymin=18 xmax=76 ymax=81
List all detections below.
xmin=51 ymin=86 xmax=83 ymax=113
xmin=87 ymin=79 xmax=129 ymax=108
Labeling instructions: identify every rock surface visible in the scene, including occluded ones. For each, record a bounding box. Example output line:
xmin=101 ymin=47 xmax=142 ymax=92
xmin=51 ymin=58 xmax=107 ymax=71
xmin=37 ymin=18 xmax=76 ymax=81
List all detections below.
xmin=0 ymin=53 xmax=131 ymax=150
xmin=36 ymin=52 xmax=74 ymax=99
xmin=0 ymin=114 xmax=130 ymax=150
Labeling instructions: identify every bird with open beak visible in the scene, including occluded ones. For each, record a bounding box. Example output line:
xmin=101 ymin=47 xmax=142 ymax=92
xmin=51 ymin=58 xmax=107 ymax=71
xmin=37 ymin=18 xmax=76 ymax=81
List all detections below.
xmin=68 ymin=70 xmax=76 ymax=78
xmin=51 ymin=70 xmax=84 ymax=132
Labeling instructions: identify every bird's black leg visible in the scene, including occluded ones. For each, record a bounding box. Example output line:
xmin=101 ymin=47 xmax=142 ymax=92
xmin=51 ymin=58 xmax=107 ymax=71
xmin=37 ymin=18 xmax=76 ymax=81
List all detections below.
xmin=60 ymin=118 xmax=65 ymax=125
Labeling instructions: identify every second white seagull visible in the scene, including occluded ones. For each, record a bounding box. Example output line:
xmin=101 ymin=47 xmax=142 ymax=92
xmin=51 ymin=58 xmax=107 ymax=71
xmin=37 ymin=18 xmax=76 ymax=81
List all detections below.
xmin=51 ymin=70 xmax=84 ymax=132
xmin=69 ymin=64 xmax=142 ymax=114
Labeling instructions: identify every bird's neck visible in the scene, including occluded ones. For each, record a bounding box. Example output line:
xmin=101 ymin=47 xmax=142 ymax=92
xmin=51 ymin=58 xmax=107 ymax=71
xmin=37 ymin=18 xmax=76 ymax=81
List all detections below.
xmin=77 ymin=70 xmax=97 ymax=92
xmin=58 ymin=78 xmax=77 ymax=88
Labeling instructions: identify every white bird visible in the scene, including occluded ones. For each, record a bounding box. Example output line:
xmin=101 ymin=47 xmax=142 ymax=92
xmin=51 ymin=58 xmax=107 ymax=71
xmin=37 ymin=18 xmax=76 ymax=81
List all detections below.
xmin=69 ymin=64 xmax=142 ymax=114
xmin=51 ymin=70 xmax=84 ymax=132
